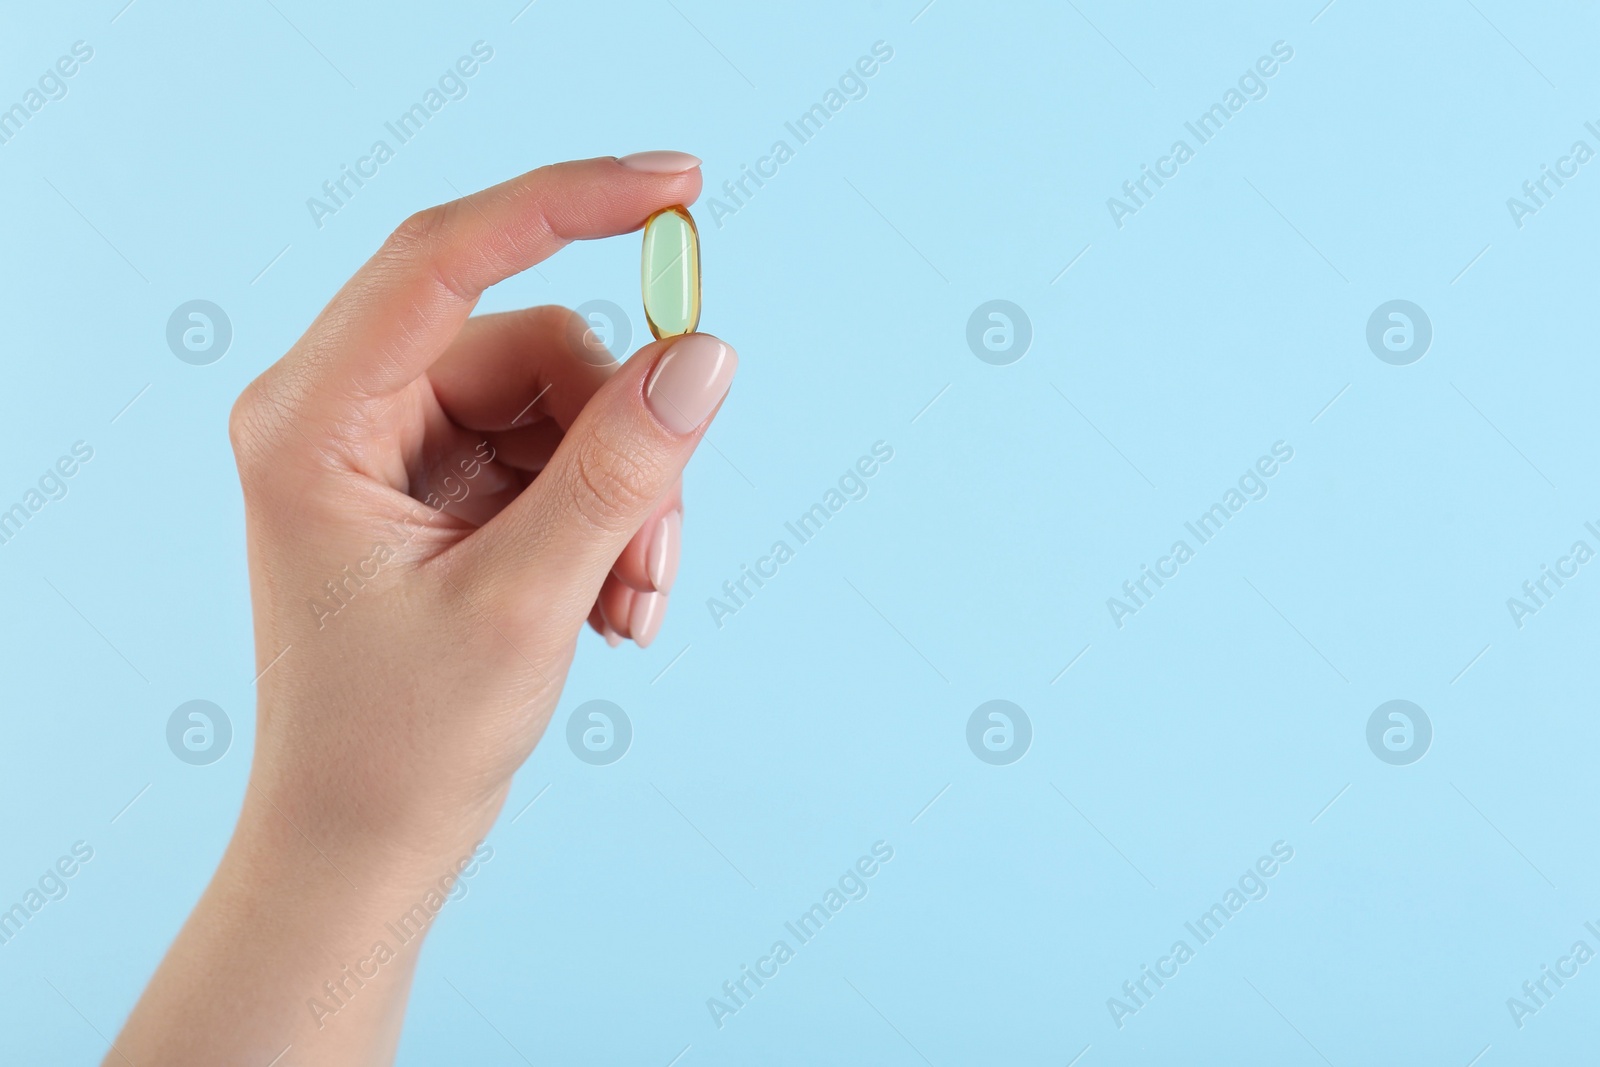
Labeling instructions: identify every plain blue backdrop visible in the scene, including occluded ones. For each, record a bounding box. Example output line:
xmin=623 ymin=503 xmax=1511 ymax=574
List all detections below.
xmin=3 ymin=0 xmax=1598 ymax=1063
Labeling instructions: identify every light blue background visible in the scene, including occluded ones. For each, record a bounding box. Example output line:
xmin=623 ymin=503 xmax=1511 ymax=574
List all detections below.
xmin=2 ymin=0 xmax=1597 ymax=1063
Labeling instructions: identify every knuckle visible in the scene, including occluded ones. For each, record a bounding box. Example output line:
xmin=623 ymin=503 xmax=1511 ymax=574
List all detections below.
xmin=544 ymin=304 xmax=615 ymax=367
xmin=381 ymin=203 xmax=473 ymax=303
xmin=566 ymin=431 xmax=653 ymax=533
xmin=532 ymin=302 xmax=584 ymax=337
xmin=388 ymin=203 xmax=453 ymax=250
xmin=227 ymin=369 xmax=318 ymax=489
xmin=227 ymin=380 xmax=270 ymax=475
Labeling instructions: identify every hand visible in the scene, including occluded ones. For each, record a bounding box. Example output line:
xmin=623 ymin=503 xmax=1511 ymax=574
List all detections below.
xmin=111 ymin=153 xmax=737 ymax=1065
xmin=233 ymin=151 xmax=735 ymax=851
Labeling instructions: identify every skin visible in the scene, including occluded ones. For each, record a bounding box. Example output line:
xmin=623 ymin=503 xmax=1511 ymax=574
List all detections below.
xmin=107 ymin=156 xmax=732 ymax=1065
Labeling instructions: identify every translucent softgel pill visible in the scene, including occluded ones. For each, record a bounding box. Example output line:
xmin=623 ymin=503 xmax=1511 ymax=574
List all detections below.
xmin=641 ymin=205 xmax=701 ymax=339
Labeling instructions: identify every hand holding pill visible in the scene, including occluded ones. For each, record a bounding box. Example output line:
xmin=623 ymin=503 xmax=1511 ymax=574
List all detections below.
xmin=112 ymin=153 xmax=738 ymax=1063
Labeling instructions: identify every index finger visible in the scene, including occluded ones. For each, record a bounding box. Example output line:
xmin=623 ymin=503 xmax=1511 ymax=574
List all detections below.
xmin=280 ymin=153 xmax=701 ymax=415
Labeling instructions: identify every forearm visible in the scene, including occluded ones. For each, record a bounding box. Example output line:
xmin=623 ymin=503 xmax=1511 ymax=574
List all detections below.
xmin=111 ymin=783 xmax=494 ymax=1066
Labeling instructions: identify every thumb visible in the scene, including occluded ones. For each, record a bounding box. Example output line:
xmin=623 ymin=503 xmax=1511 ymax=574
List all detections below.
xmin=462 ymin=332 xmax=737 ymax=626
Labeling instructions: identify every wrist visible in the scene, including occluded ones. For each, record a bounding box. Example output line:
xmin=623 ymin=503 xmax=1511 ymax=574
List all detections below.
xmin=229 ymin=773 xmax=501 ymax=920
xmin=239 ymin=708 xmax=510 ymax=878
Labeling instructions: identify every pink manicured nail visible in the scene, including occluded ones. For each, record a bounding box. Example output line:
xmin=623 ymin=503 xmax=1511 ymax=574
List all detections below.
xmin=647 ymin=510 xmax=682 ymax=593
xmin=618 ymin=150 xmax=702 ymax=173
xmin=644 ymin=334 xmax=737 ymax=434
xmin=604 ymin=627 xmax=622 ymax=648
xmin=630 ymin=591 xmax=666 ymax=648
xmin=599 ymin=587 xmax=633 ymax=640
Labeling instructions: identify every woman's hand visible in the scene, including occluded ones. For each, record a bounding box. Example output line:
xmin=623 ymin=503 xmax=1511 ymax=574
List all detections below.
xmin=111 ymin=152 xmax=737 ymax=1065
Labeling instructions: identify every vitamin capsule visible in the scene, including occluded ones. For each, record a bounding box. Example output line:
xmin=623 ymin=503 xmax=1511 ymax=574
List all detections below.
xmin=641 ymin=205 xmax=701 ymax=339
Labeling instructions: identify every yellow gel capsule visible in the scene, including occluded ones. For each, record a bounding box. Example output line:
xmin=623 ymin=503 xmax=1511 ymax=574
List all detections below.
xmin=641 ymin=205 xmax=701 ymax=339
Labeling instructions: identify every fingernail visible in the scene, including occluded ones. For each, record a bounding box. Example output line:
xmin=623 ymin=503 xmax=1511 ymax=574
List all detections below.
xmin=599 ymin=589 xmax=632 ymax=640
xmin=630 ymin=591 xmax=666 ymax=648
xmin=644 ymin=334 xmax=737 ymax=435
xmin=604 ymin=627 xmax=622 ymax=648
xmin=618 ymin=150 xmax=701 ymax=173
xmin=646 ymin=510 xmax=682 ymax=593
